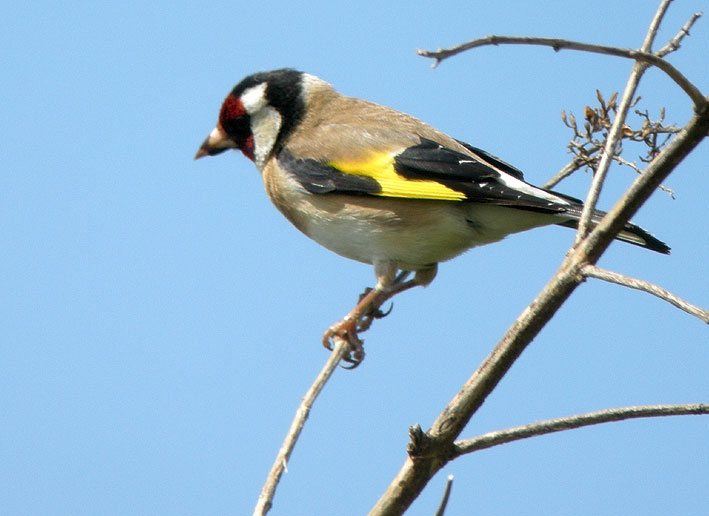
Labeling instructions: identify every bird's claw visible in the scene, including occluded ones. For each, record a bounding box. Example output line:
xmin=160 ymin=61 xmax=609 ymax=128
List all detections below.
xmin=321 ymin=280 xmax=408 ymax=368
xmin=356 ymin=302 xmax=393 ymax=333
xmin=322 ymin=322 xmax=365 ymax=368
xmin=366 ymin=301 xmax=393 ymax=320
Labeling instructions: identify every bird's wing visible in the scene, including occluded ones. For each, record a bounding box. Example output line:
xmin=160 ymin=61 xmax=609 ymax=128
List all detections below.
xmin=278 ymin=127 xmax=671 ymax=254
xmin=279 ymin=133 xmax=575 ymax=213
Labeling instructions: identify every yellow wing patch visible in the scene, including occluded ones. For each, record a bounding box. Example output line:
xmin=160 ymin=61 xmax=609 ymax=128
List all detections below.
xmin=329 ymin=152 xmax=465 ymax=201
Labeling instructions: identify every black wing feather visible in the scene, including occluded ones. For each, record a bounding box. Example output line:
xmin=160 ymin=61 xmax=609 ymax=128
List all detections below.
xmin=454 ymin=139 xmax=525 ymax=180
xmin=394 ymin=138 xmax=568 ymax=212
xmin=277 ymin=147 xmax=381 ymax=195
xmin=393 ymin=139 xmax=499 ymax=181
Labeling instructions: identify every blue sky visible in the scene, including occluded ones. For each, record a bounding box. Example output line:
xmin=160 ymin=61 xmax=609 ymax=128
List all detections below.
xmin=2 ymin=1 xmax=707 ymax=515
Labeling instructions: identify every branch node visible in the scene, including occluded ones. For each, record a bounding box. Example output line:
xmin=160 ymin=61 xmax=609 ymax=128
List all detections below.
xmin=406 ymin=424 xmax=432 ymax=457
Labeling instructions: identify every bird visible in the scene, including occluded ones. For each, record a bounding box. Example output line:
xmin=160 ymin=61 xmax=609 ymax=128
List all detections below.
xmin=195 ymin=68 xmax=669 ymax=363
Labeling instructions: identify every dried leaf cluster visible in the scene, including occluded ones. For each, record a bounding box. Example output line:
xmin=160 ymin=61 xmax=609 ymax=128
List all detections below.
xmin=561 ymin=90 xmax=680 ymax=196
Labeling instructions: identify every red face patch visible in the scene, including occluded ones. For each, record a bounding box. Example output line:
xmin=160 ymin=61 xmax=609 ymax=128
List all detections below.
xmin=217 ymin=94 xmax=254 ymax=160
xmin=242 ymin=134 xmax=255 ymax=161
xmin=219 ymin=95 xmax=246 ymax=128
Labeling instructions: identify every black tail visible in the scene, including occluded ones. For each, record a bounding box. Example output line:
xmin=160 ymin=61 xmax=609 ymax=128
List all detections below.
xmin=555 ymin=207 xmax=670 ymax=254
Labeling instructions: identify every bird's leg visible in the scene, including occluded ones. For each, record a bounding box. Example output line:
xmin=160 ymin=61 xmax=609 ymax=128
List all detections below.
xmin=322 ymin=264 xmax=437 ymax=367
xmin=356 ymin=271 xmax=413 ymax=332
xmin=322 ymin=285 xmax=384 ymax=367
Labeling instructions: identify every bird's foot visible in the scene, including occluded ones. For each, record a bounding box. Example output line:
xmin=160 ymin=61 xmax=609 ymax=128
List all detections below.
xmin=321 ymin=271 xmax=423 ymax=368
xmin=322 ymin=285 xmax=385 ymax=367
xmin=322 ymin=317 xmax=366 ymax=368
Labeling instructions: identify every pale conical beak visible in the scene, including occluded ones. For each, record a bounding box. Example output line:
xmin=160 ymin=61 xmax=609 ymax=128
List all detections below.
xmin=194 ymin=126 xmax=235 ymax=160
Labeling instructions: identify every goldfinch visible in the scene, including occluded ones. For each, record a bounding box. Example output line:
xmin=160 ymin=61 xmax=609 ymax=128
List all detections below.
xmin=195 ymin=69 xmax=669 ymax=361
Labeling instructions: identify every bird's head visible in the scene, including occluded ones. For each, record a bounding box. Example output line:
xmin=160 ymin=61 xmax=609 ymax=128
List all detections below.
xmin=195 ymin=69 xmax=318 ymax=168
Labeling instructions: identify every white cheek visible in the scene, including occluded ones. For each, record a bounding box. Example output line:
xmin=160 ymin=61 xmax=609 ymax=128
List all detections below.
xmin=251 ymin=106 xmax=282 ymax=170
xmin=240 ymin=82 xmax=281 ymax=170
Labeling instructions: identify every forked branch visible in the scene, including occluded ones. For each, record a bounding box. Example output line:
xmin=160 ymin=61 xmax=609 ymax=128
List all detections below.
xmin=369 ymin=96 xmax=709 ymax=516
xmin=417 ymin=31 xmax=706 ymax=108
xmin=370 ymin=4 xmax=709 ymax=514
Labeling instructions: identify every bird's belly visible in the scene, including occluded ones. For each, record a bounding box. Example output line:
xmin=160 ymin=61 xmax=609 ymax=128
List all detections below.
xmin=300 ymin=199 xmax=565 ymax=269
xmin=294 ymin=194 xmax=481 ymax=270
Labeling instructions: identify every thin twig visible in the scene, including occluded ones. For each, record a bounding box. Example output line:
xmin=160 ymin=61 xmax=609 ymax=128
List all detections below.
xmin=573 ymin=3 xmax=673 ymax=243
xmin=657 ymin=11 xmax=704 ymax=57
xmin=453 ymin=404 xmax=709 ymax=456
xmin=417 ymin=36 xmax=705 ymax=108
xmin=433 ymin=475 xmax=454 ymax=516
xmin=613 ymin=155 xmax=675 ymax=197
xmin=581 ymin=264 xmax=709 ymax=324
xmin=542 ymin=155 xmax=591 ymax=190
xmin=641 ymin=0 xmax=673 ymax=51
xmin=572 ymin=2 xmax=678 ymax=245
xmin=574 ymin=54 xmax=649 ymax=245
xmin=253 ymin=337 xmax=351 ymax=515
xmin=613 ymin=155 xmax=644 ymax=174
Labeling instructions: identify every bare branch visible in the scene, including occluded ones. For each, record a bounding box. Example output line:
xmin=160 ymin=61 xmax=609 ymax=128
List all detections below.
xmin=572 ymin=0 xmax=678 ymax=245
xmin=368 ymin=95 xmax=709 ymax=516
xmin=367 ymin=4 xmax=708 ymax=515
xmin=453 ymin=404 xmax=709 ymax=456
xmin=433 ymin=475 xmax=454 ymax=516
xmin=641 ymin=0 xmax=674 ymax=51
xmin=253 ymin=337 xmax=351 ymax=515
xmin=542 ymin=155 xmax=592 ymax=190
xmin=613 ymin=155 xmax=644 ymax=174
xmin=417 ymin=36 xmax=705 ymax=107
xmin=657 ymin=11 xmax=705 ymax=57
xmin=612 ymin=155 xmax=675 ymax=197
xmin=581 ymin=264 xmax=709 ymax=324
